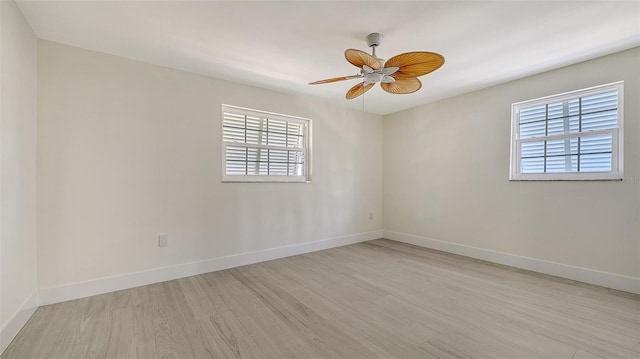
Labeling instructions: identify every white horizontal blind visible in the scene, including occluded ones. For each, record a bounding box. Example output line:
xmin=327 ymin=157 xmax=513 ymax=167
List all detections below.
xmin=511 ymin=82 xmax=623 ymax=180
xmin=222 ymin=105 xmax=310 ymax=182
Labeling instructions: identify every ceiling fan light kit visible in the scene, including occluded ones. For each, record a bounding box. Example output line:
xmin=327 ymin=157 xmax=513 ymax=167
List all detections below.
xmin=310 ymin=33 xmax=445 ymax=100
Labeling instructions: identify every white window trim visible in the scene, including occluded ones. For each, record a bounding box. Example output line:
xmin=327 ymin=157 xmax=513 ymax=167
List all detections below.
xmin=509 ymin=81 xmax=624 ymax=181
xmin=221 ymin=104 xmax=312 ymax=183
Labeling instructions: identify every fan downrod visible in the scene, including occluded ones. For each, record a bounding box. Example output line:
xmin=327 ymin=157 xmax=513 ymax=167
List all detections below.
xmin=366 ymin=33 xmax=384 ymax=63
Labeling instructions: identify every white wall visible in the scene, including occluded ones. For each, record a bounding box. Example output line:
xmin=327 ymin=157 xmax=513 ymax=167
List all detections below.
xmin=37 ymin=40 xmax=383 ymax=291
xmin=0 ymin=0 xmax=38 ymax=352
xmin=384 ymin=48 xmax=640 ymax=282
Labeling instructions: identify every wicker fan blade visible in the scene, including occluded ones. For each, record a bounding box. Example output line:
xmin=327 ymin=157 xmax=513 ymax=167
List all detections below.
xmin=384 ymin=52 xmax=444 ymax=78
xmin=309 ymin=75 xmax=361 ymax=85
xmin=346 ymin=82 xmax=375 ymax=99
xmin=380 ymin=77 xmax=422 ymax=94
xmin=345 ymin=49 xmax=382 ymax=70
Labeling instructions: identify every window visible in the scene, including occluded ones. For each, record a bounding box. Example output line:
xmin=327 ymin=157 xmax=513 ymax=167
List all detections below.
xmin=510 ymin=82 xmax=623 ymax=180
xmin=221 ymin=105 xmax=311 ymax=182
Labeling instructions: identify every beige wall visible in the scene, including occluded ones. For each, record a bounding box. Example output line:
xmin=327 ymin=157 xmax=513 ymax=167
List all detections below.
xmin=37 ymin=40 xmax=383 ymax=289
xmin=384 ymin=48 xmax=640 ymax=278
xmin=0 ymin=0 xmax=38 ymax=339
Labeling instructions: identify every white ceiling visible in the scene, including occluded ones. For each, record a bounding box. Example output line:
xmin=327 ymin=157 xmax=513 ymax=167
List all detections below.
xmin=16 ymin=0 xmax=640 ymax=115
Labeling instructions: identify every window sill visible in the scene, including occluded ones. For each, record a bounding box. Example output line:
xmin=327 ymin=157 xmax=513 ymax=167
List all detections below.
xmin=222 ymin=175 xmax=310 ymax=183
xmin=509 ymin=173 xmax=623 ymax=181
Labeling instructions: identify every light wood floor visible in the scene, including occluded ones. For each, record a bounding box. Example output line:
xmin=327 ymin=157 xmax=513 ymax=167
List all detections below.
xmin=3 ymin=239 xmax=639 ymax=358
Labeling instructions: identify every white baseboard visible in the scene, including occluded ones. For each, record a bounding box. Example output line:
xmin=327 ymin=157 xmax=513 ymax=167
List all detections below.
xmin=383 ymin=230 xmax=640 ymax=295
xmin=39 ymin=230 xmax=383 ymax=306
xmin=1 ymin=290 xmax=39 ymax=354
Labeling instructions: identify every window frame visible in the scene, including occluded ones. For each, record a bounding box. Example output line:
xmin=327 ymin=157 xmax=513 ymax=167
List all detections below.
xmin=509 ymin=82 xmax=624 ymax=181
xmin=221 ymin=104 xmax=312 ymax=183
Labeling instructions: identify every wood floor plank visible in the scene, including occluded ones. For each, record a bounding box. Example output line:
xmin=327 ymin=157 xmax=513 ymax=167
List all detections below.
xmin=2 ymin=239 xmax=638 ymax=358
xmin=573 ymin=348 xmax=607 ymax=359
xmin=68 ymin=294 xmax=113 ymax=358
xmin=196 ymin=270 xmax=318 ymax=358
xmin=229 ymin=266 xmax=380 ymax=358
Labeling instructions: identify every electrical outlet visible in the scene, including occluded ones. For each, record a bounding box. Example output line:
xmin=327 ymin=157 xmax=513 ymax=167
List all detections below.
xmin=158 ymin=234 xmax=168 ymax=247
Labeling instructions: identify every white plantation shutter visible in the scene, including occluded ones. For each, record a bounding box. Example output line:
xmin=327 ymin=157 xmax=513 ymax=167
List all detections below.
xmin=511 ymin=82 xmax=623 ymax=180
xmin=222 ymin=105 xmax=311 ymax=182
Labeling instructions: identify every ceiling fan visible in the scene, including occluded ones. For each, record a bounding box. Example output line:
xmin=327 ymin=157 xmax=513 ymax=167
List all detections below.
xmin=309 ymin=33 xmax=445 ymax=99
